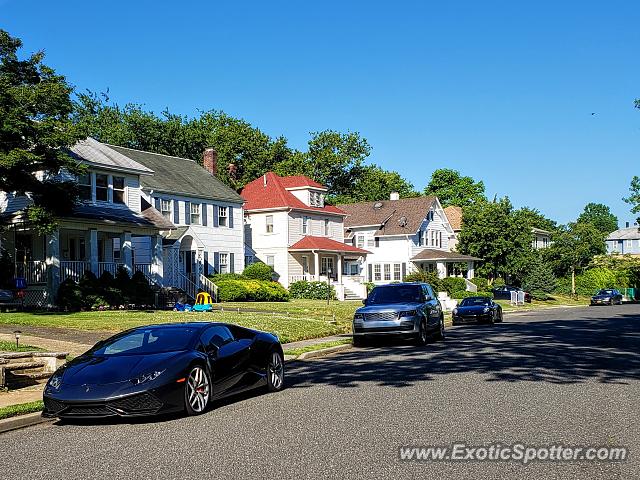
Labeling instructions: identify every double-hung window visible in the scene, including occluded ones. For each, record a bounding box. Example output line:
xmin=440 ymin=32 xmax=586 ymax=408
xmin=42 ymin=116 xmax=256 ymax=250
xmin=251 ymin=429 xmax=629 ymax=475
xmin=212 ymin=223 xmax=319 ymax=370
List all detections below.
xmin=95 ymin=174 xmax=108 ymax=201
xmin=161 ymin=199 xmax=172 ymax=220
xmin=324 ymin=219 xmax=330 ymax=236
xmin=373 ymin=264 xmax=382 ymax=281
xmin=78 ymin=173 xmax=92 ymax=201
xmin=393 ymin=264 xmax=402 ymax=281
xmin=190 ymin=203 xmax=201 ymax=225
xmin=356 ymin=235 xmax=365 ymax=249
xmin=302 ymin=216 xmax=310 ymax=235
xmin=266 ymin=215 xmax=274 ymax=233
xmin=113 ymin=176 xmax=126 ymax=204
xmin=384 ymin=264 xmax=392 ymax=281
xmin=219 ymin=206 xmax=228 ymax=227
xmin=219 ymin=253 xmax=228 ymax=273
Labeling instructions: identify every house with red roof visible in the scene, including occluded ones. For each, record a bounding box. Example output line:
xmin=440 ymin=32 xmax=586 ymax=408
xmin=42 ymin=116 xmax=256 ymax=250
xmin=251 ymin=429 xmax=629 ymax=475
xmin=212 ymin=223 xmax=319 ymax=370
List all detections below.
xmin=241 ymin=172 xmax=369 ymax=300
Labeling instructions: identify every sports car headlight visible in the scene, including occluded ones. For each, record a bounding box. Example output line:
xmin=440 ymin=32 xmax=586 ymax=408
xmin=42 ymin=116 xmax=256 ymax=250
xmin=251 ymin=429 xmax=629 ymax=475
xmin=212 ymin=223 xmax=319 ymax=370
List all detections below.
xmin=48 ymin=372 xmax=63 ymax=390
xmin=130 ymin=370 xmax=165 ymax=385
xmin=354 ymin=313 xmax=364 ymax=320
xmin=399 ymin=310 xmax=417 ymax=318
xmin=483 ymin=307 xmax=490 ymax=313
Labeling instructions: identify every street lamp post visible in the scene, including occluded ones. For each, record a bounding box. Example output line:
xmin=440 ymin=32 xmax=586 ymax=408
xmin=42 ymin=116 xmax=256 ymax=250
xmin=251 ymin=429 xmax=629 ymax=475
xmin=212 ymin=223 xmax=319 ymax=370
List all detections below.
xmin=327 ymin=267 xmax=332 ymax=305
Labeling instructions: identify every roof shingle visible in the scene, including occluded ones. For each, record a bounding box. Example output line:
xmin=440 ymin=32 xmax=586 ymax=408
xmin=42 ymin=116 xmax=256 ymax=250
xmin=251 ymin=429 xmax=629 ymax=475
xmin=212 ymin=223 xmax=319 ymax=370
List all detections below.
xmin=338 ymin=196 xmax=437 ymax=236
xmin=289 ymin=236 xmax=370 ymax=254
xmin=444 ymin=206 xmax=463 ymax=231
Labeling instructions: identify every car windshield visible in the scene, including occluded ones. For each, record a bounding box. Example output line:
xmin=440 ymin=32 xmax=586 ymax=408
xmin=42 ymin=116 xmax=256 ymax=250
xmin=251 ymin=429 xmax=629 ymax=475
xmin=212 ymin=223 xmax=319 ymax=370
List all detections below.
xmin=460 ymin=297 xmax=491 ymax=307
xmin=367 ymin=285 xmax=423 ymax=305
xmin=92 ymin=327 xmax=197 ymax=356
xmin=596 ymin=289 xmax=615 ymax=295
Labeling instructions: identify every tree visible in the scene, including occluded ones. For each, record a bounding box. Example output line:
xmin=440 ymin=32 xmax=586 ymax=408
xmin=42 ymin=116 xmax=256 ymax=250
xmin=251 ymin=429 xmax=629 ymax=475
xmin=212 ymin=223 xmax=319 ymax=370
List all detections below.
xmin=542 ymin=222 xmax=606 ymax=294
xmin=0 ymin=30 xmax=84 ymax=233
xmin=331 ymin=165 xmax=417 ymax=204
xmin=623 ymin=176 xmax=640 ymax=226
xmin=457 ymin=197 xmax=533 ymax=280
xmin=424 ymin=169 xmax=486 ymax=208
xmin=522 ymin=253 xmax=557 ymax=294
xmin=576 ymin=203 xmax=619 ymax=235
xmin=515 ymin=207 xmax=557 ymax=233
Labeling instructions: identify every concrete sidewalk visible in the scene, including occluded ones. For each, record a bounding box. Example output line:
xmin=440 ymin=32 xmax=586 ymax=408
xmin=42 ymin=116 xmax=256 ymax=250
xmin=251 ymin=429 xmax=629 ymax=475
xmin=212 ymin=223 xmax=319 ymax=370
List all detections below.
xmin=0 ymin=333 xmax=91 ymax=357
xmin=0 ymin=386 xmax=43 ymax=409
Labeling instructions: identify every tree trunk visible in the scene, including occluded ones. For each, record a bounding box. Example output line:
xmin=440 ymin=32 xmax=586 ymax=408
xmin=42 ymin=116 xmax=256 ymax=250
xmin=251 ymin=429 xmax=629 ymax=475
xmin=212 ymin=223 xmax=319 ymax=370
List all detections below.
xmin=571 ymin=266 xmax=576 ymax=296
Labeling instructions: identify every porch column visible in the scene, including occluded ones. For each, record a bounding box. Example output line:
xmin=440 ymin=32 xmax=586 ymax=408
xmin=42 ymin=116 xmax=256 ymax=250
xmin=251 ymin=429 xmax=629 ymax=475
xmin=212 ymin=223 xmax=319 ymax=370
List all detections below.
xmin=314 ymin=251 xmax=320 ymax=281
xmin=195 ymin=249 xmax=203 ymax=291
xmin=436 ymin=261 xmax=447 ymax=279
xmin=45 ymin=230 xmax=60 ymax=302
xmin=120 ymin=231 xmax=133 ymax=275
xmin=151 ymin=235 xmax=164 ymax=286
xmin=88 ymin=228 xmax=99 ymax=276
xmin=336 ymin=254 xmax=343 ymax=284
xmin=467 ymin=261 xmax=475 ymax=279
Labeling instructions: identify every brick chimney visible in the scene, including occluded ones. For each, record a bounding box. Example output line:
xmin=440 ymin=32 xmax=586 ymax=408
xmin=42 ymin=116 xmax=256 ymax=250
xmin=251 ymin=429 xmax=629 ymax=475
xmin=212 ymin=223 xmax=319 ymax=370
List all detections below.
xmin=203 ymin=148 xmax=217 ymax=176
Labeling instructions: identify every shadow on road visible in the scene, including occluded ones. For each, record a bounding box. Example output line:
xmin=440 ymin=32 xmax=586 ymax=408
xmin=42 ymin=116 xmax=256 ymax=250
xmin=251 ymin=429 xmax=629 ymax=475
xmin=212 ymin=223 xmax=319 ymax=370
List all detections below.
xmin=286 ymin=311 xmax=640 ymax=387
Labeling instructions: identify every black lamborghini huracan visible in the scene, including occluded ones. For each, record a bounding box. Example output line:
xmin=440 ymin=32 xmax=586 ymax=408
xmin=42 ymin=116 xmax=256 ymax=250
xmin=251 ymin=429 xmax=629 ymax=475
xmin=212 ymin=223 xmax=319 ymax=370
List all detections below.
xmin=42 ymin=322 xmax=284 ymax=419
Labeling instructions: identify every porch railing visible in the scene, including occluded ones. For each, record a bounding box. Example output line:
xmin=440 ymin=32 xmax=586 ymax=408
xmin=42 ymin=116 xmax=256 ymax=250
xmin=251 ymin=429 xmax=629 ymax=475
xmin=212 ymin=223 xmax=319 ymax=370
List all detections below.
xmin=290 ymin=274 xmax=313 ymax=283
xmin=60 ymin=261 xmax=90 ymax=283
xmin=15 ymin=261 xmax=47 ymax=285
xmin=98 ymin=262 xmax=124 ymax=277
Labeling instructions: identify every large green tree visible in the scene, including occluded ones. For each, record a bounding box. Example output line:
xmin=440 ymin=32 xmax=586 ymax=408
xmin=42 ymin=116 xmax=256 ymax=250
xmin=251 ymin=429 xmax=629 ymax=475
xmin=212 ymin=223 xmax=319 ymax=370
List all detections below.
xmin=623 ymin=176 xmax=640 ymax=226
xmin=542 ymin=222 xmax=606 ymax=294
xmin=424 ymin=168 xmax=486 ymax=208
xmin=0 ymin=30 xmax=84 ymax=234
xmin=332 ymin=165 xmax=417 ymax=204
xmin=457 ymin=197 xmax=533 ymax=279
xmin=576 ymin=202 xmax=619 ymax=235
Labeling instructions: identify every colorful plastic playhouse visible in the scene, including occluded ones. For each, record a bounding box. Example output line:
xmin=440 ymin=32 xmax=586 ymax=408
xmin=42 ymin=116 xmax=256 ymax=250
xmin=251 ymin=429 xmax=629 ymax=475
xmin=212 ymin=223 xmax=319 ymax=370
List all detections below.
xmin=192 ymin=292 xmax=214 ymax=312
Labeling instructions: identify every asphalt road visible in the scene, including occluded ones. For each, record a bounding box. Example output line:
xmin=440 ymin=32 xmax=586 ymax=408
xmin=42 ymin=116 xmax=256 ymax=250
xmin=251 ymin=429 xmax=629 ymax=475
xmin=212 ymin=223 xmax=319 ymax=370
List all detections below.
xmin=1 ymin=305 xmax=638 ymax=479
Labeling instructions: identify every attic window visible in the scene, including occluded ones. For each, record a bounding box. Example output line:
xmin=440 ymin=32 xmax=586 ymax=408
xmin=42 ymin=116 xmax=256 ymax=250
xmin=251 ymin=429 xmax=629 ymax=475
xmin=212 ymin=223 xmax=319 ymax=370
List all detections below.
xmin=310 ymin=191 xmax=323 ymax=207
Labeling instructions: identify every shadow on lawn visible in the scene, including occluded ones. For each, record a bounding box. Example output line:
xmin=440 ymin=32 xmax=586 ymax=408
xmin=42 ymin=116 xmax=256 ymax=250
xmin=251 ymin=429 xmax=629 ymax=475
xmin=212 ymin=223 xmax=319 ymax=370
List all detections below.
xmin=286 ymin=310 xmax=640 ymax=387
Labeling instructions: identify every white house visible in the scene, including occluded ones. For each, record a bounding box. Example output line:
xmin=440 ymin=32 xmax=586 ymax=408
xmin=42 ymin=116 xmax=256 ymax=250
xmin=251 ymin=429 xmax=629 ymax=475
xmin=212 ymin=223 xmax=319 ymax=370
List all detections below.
xmin=241 ymin=172 xmax=369 ymax=300
xmin=531 ymin=227 xmax=552 ymax=249
xmin=0 ymin=138 xmax=244 ymax=305
xmin=338 ymin=194 xmax=478 ymax=284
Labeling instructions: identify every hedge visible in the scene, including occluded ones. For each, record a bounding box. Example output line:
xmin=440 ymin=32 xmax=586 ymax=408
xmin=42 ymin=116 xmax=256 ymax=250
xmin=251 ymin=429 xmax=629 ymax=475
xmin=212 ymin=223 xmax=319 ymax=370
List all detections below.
xmin=554 ymin=267 xmax=632 ymax=296
xmin=403 ymin=270 xmax=441 ymax=292
xmin=242 ymin=262 xmax=275 ymax=281
xmin=289 ymin=281 xmax=336 ymax=300
xmin=470 ymin=277 xmax=489 ymax=291
xmin=440 ymin=277 xmax=467 ymax=295
xmin=451 ymin=290 xmax=494 ymax=299
xmin=215 ymin=279 xmax=289 ymax=302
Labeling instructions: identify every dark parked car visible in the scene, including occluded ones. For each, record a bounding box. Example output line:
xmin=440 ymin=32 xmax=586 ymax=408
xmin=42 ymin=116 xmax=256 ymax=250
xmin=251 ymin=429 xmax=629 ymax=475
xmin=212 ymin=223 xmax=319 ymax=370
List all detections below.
xmin=42 ymin=322 xmax=284 ymax=419
xmin=590 ymin=289 xmax=623 ymax=306
xmin=452 ymin=296 xmax=503 ymax=325
xmin=352 ymin=282 xmax=444 ymax=346
xmin=491 ymin=285 xmax=531 ymax=303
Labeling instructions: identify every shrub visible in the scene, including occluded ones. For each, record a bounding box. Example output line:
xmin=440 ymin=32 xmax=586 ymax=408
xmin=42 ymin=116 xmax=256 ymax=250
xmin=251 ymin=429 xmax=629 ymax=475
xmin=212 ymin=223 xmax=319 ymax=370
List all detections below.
xmin=470 ymin=277 xmax=488 ymax=291
xmin=440 ymin=277 xmax=467 ymax=294
xmin=242 ymin=262 xmax=274 ymax=281
xmin=404 ymin=270 xmax=441 ymax=292
xmin=86 ymin=295 xmax=109 ymax=310
xmin=451 ymin=290 xmax=494 ymax=299
xmin=215 ymin=279 xmax=289 ymax=302
xmin=555 ymin=267 xmax=626 ymax=296
xmin=530 ymin=290 xmax=552 ymax=301
xmin=208 ymin=273 xmax=244 ymax=282
xmin=493 ymin=277 xmax=505 ymax=287
xmin=56 ymin=279 xmax=84 ymax=311
xmin=522 ymin=258 xmax=556 ymax=294
xmin=364 ymin=282 xmax=376 ymax=294
xmin=98 ymin=271 xmax=115 ymax=290
xmin=289 ymin=281 xmax=336 ymax=300
xmin=130 ymin=271 xmax=154 ymax=306
xmin=78 ymin=271 xmax=99 ymax=296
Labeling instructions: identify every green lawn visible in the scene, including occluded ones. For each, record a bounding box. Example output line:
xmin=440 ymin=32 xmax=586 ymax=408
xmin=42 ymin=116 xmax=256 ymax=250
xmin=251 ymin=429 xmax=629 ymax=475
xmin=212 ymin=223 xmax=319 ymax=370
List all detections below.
xmin=0 ymin=340 xmax=45 ymax=352
xmin=0 ymin=302 xmax=354 ymax=344
xmin=0 ymin=401 xmax=43 ymax=420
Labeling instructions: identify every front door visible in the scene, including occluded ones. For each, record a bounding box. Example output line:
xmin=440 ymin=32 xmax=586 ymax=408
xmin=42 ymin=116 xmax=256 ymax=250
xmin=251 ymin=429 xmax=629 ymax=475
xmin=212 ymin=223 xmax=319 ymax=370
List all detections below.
xmin=321 ymin=257 xmax=334 ymax=279
xmin=301 ymin=256 xmax=310 ymax=279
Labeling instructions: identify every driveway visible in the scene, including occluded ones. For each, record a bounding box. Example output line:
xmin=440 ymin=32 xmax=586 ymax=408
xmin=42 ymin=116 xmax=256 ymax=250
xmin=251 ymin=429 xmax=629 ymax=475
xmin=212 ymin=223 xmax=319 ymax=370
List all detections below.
xmin=1 ymin=305 xmax=638 ymax=479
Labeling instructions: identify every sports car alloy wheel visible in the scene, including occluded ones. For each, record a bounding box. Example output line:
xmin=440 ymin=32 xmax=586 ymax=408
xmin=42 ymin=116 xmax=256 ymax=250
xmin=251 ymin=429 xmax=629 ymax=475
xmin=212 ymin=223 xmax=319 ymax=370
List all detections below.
xmin=186 ymin=366 xmax=210 ymax=415
xmin=267 ymin=352 xmax=284 ymax=392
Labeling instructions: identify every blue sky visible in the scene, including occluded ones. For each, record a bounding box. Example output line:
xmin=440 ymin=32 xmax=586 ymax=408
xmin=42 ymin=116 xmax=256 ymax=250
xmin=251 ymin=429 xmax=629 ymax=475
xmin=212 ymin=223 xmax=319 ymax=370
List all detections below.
xmin=2 ymin=0 xmax=639 ymax=225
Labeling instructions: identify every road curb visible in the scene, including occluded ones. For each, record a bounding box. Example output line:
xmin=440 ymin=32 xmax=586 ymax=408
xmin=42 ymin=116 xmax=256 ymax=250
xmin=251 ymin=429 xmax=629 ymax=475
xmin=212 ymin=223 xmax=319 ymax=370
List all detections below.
xmin=0 ymin=412 xmax=51 ymax=434
xmin=287 ymin=343 xmax=353 ymax=362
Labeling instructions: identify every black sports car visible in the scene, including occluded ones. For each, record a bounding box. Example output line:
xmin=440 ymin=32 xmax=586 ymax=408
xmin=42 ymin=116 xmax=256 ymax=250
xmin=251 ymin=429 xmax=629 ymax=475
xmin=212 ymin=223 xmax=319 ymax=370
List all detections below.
xmin=452 ymin=296 xmax=503 ymax=325
xmin=42 ymin=322 xmax=284 ymax=419
xmin=590 ymin=289 xmax=623 ymax=306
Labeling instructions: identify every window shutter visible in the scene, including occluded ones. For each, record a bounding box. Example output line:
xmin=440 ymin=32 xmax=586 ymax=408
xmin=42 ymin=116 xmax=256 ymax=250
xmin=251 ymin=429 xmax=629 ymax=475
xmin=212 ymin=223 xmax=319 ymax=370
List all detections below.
xmin=184 ymin=201 xmax=191 ymax=225
xmin=213 ymin=205 xmax=219 ymax=227
xmin=229 ymin=253 xmax=235 ymax=273
xmin=202 ymin=203 xmax=208 ymax=226
xmin=375 ymin=237 xmax=380 ymax=248
xmin=173 ymin=200 xmax=180 ymax=224
xmin=203 ymin=251 xmax=209 ymax=276
xmin=401 ymin=263 xmax=407 ymax=280
xmin=368 ymin=264 xmax=373 ymax=282
xmin=213 ymin=252 xmax=220 ymax=274
xmin=228 ymin=207 xmax=234 ymax=228
xmin=154 ymin=197 xmax=161 ymax=210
